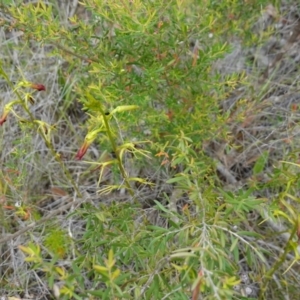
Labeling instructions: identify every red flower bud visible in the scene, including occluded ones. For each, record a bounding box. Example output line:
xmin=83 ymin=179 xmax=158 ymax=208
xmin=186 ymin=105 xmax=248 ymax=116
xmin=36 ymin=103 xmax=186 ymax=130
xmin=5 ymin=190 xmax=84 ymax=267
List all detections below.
xmin=0 ymin=109 xmax=9 ymax=125
xmin=75 ymin=141 xmax=90 ymax=160
xmin=30 ymin=83 xmax=46 ymax=91
xmin=75 ymin=130 xmax=99 ymax=160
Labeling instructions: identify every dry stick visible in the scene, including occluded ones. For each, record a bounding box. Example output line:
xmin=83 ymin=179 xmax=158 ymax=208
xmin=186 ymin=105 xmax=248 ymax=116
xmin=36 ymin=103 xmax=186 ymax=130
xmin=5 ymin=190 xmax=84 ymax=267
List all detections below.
xmin=0 ymin=196 xmax=86 ymax=244
xmin=68 ymin=0 xmax=79 ymax=18
xmin=216 ymin=161 xmax=237 ymax=184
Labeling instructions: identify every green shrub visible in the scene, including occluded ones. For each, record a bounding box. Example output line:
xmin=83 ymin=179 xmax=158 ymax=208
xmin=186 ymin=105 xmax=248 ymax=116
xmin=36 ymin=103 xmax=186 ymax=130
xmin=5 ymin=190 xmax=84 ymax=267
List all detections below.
xmin=3 ymin=1 xmax=300 ymax=300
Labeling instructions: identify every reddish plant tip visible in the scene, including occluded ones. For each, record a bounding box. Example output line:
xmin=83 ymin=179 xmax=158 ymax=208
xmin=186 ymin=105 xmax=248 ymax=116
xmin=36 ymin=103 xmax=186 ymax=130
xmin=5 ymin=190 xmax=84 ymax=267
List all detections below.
xmin=0 ymin=111 xmax=9 ymax=126
xmin=75 ymin=142 xmax=90 ymax=160
xmin=31 ymin=83 xmax=46 ymax=91
xmin=0 ymin=117 xmax=7 ymax=126
xmin=75 ymin=150 xmax=85 ymax=160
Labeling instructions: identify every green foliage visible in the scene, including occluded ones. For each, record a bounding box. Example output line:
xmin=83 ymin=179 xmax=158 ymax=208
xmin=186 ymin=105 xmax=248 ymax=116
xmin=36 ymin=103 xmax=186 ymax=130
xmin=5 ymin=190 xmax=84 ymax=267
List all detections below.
xmin=2 ymin=0 xmax=300 ymax=300
xmin=44 ymin=227 xmax=71 ymax=258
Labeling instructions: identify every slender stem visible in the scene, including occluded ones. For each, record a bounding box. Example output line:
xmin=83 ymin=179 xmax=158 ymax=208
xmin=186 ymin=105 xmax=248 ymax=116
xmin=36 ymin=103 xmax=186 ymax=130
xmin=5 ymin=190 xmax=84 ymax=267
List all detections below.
xmin=259 ymin=223 xmax=297 ymax=299
xmin=52 ymin=42 xmax=98 ymax=63
xmin=97 ymin=102 xmax=135 ymax=198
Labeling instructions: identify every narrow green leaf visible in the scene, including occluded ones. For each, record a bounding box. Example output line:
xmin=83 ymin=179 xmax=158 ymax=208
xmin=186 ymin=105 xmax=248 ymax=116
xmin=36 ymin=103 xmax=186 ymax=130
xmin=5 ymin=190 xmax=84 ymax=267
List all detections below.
xmin=94 ymin=265 xmax=108 ymax=272
xmin=253 ymin=151 xmax=269 ymax=175
xmin=111 ymin=105 xmax=139 ymax=114
xmin=170 ymin=252 xmax=197 ymax=258
xmin=107 ymin=249 xmax=115 ymax=268
xmin=236 ymin=231 xmax=262 ymax=238
xmin=166 ymin=176 xmax=185 ymax=184
xmin=153 ymin=200 xmax=170 ymax=213
xmin=230 ymin=238 xmax=239 ymax=252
